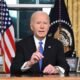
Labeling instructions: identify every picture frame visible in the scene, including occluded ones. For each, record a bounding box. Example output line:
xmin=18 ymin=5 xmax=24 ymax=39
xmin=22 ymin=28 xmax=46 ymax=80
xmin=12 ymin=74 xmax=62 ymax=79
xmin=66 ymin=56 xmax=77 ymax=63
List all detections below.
xmin=66 ymin=57 xmax=78 ymax=72
xmin=0 ymin=55 xmax=5 ymax=73
xmin=76 ymin=58 xmax=80 ymax=72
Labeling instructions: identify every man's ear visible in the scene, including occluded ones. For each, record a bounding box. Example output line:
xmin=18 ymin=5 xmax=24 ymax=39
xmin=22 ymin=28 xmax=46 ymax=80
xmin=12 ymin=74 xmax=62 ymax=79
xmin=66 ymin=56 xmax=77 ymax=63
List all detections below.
xmin=49 ymin=24 xmax=51 ymax=27
xmin=49 ymin=24 xmax=51 ymax=28
xmin=30 ymin=23 xmax=33 ymax=31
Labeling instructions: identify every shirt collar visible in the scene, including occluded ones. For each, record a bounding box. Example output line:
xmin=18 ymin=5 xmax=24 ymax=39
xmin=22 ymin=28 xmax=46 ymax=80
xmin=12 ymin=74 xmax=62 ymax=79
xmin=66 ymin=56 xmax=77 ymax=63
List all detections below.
xmin=33 ymin=36 xmax=46 ymax=49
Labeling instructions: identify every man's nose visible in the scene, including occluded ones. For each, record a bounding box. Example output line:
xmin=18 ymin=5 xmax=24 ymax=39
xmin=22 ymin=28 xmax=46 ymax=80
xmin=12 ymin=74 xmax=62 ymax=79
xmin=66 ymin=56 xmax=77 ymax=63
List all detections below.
xmin=40 ymin=23 xmax=44 ymax=28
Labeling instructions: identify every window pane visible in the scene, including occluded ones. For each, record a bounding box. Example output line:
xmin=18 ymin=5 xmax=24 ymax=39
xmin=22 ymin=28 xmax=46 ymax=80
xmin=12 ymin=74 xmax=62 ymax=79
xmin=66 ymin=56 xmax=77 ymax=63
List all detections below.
xmin=39 ymin=0 xmax=55 ymax=4
xmin=19 ymin=9 xmax=42 ymax=39
xmin=5 ymin=0 xmax=17 ymax=4
xmin=19 ymin=0 xmax=36 ymax=4
xmin=9 ymin=10 xmax=17 ymax=38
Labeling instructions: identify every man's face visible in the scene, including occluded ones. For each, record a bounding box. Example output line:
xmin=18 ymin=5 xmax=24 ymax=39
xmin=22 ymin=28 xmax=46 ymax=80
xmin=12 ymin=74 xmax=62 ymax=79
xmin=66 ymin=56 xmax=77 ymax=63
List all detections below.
xmin=30 ymin=13 xmax=50 ymax=39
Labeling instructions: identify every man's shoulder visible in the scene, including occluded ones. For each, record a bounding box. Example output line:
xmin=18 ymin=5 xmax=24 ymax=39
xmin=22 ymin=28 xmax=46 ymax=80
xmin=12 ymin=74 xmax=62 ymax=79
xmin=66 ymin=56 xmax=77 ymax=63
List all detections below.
xmin=47 ymin=37 xmax=61 ymax=43
xmin=16 ymin=35 xmax=33 ymax=45
xmin=47 ymin=37 xmax=63 ymax=46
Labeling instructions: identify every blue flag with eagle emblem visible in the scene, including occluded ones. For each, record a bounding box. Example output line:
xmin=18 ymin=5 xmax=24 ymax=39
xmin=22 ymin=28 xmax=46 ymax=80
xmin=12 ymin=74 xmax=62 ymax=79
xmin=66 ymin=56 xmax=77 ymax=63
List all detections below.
xmin=48 ymin=0 xmax=75 ymax=57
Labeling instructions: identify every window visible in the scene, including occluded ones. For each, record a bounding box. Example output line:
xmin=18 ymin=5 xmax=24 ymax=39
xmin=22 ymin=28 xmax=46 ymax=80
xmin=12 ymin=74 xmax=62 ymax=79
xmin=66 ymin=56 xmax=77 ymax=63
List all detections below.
xmin=5 ymin=0 xmax=55 ymax=41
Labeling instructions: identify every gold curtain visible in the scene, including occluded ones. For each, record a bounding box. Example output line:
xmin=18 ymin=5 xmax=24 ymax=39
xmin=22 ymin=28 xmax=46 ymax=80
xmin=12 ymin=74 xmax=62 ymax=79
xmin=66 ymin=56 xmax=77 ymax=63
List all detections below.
xmin=65 ymin=0 xmax=80 ymax=57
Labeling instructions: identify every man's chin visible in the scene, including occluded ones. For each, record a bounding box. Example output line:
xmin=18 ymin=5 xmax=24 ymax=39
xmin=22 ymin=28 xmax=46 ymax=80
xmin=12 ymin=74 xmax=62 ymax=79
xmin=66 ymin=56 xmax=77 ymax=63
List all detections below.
xmin=39 ymin=36 xmax=46 ymax=39
xmin=37 ymin=36 xmax=46 ymax=39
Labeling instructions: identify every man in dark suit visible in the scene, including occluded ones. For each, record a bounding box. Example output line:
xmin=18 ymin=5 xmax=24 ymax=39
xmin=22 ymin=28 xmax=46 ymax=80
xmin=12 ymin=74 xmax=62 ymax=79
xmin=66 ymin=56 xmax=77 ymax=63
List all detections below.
xmin=10 ymin=11 xmax=69 ymax=76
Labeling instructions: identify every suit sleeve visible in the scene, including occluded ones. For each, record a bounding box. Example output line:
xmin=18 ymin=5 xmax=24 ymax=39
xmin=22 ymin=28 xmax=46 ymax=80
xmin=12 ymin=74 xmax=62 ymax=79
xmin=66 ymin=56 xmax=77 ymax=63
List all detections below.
xmin=56 ymin=41 xmax=70 ymax=75
xmin=10 ymin=42 xmax=31 ymax=76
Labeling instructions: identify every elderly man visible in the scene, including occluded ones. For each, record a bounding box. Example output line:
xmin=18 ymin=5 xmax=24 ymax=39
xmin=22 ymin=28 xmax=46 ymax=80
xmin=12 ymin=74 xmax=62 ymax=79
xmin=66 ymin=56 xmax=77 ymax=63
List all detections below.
xmin=10 ymin=11 xmax=69 ymax=76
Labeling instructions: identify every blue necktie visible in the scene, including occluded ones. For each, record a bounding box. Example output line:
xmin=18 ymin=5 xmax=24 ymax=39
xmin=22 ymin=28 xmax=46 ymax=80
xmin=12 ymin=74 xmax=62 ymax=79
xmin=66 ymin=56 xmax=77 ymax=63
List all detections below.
xmin=39 ymin=41 xmax=43 ymax=71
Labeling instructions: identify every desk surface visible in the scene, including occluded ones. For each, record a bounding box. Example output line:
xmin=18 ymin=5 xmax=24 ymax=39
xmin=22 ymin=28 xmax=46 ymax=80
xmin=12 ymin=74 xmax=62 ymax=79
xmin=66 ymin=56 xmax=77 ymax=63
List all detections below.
xmin=0 ymin=73 xmax=80 ymax=80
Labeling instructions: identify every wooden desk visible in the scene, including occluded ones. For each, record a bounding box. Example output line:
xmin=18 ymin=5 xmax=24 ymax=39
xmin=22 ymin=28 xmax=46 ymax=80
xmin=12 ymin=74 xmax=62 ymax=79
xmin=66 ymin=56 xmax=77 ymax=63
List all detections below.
xmin=0 ymin=73 xmax=80 ymax=80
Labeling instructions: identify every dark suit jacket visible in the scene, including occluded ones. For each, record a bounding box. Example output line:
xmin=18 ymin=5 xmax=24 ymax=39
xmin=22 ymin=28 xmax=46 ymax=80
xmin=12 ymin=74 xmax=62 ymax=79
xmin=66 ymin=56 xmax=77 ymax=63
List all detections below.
xmin=10 ymin=35 xmax=69 ymax=76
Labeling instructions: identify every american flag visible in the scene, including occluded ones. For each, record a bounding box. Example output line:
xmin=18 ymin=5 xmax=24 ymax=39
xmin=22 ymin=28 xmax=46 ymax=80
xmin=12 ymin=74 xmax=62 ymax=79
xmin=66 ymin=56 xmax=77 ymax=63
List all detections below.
xmin=0 ymin=0 xmax=15 ymax=73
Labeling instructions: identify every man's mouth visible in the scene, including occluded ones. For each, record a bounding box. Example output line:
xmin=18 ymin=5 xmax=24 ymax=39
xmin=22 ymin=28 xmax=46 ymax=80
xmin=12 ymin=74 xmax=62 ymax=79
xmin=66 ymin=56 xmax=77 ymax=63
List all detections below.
xmin=39 ymin=31 xmax=44 ymax=32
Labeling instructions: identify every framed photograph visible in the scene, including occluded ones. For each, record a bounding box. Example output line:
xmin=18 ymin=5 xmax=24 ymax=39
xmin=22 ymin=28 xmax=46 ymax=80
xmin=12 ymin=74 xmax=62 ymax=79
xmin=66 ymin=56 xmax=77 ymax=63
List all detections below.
xmin=0 ymin=55 xmax=5 ymax=72
xmin=66 ymin=57 xmax=78 ymax=72
xmin=76 ymin=58 xmax=80 ymax=72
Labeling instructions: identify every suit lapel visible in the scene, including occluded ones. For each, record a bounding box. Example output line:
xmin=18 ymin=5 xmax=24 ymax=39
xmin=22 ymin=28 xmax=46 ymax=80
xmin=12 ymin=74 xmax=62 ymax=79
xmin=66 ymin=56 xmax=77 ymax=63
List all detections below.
xmin=42 ymin=37 xmax=52 ymax=70
xmin=29 ymin=37 xmax=36 ymax=52
xmin=43 ymin=37 xmax=52 ymax=56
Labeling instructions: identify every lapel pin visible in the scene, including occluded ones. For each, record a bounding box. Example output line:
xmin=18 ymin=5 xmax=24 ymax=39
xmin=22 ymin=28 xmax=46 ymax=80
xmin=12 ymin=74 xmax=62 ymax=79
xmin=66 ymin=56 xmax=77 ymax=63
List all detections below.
xmin=48 ymin=46 xmax=51 ymax=48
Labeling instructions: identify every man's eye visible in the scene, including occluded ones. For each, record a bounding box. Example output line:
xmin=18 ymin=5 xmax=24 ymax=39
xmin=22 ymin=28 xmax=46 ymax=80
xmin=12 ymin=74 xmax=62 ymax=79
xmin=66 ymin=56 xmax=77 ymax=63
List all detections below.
xmin=37 ymin=22 xmax=40 ymax=24
xmin=44 ymin=22 xmax=47 ymax=24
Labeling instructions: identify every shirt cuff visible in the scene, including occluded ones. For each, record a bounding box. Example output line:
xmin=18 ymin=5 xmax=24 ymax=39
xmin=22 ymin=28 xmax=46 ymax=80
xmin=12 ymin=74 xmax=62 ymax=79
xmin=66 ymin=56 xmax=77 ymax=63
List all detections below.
xmin=56 ymin=66 xmax=65 ymax=76
xmin=21 ymin=61 xmax=31 ymax=72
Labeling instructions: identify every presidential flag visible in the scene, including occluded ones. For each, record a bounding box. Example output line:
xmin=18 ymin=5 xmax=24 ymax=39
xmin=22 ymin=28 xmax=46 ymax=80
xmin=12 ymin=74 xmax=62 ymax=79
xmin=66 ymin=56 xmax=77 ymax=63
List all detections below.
xmin=0 ymin=0 xmax=15 ymax=73
xmin=48 ymin=0 xmax=75 ymax=57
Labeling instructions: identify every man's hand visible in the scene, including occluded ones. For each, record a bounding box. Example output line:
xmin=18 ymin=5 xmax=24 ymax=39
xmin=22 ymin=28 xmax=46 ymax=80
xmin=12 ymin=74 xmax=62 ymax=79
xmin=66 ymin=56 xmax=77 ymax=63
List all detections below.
xmin=28 ymin=50 xmax=44 ymax=66
xmin=43 ymin=64 xmax=59 ymax=75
